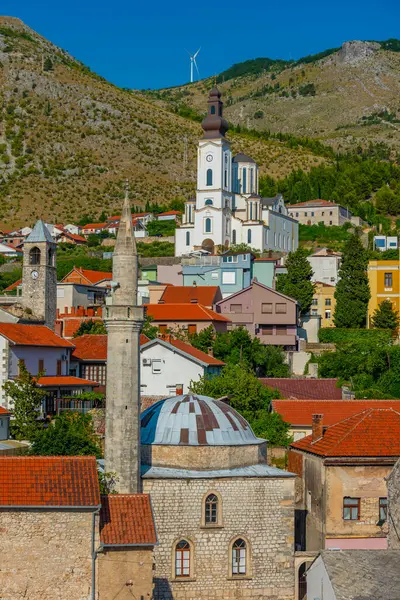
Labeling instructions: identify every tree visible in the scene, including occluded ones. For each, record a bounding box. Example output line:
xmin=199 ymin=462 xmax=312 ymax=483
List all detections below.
xmin=87 ymin=234 xmax=101 ymax=247
xmin=142 ymin=315 xmax=158 ymax=340
xmin=276 ymin=248 xmax=315 ymax=315
xmin=43 ymin=57 xmax=53 ymax=72
xmin=74 ymin=319 xmax=107 ymax=337
xmin=250 ymin=411 xmax=292 ymax=447
xmin=31 ymin=412 xmax=102 ymax=457
xmin=371 ymin=299 xmax=400 ymax=332
xmin=3 ymin=363 xmax=47 ymax=440
xmin=334 ymin=234 xmax=370 ymax=328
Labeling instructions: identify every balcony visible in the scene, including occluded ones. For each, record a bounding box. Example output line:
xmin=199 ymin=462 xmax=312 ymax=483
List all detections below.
xmin=181 ymin=256 xmax=220 ymax=266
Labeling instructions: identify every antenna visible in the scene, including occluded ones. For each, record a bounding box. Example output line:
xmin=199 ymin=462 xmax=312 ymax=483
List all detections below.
xmin=186 ymin=47 xmax=201 ymax=83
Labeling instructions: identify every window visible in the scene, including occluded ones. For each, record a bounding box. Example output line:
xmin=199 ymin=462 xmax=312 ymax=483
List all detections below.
xmin=343 ymin=497 xmax=360 ymax=520
xmin=311 ymin=212 xmax=314 ymax=217
xmin=330 ymin=211 xmax=333 ymax=215
xmin=311 ymin=309 xmax=318 ymax=316
xmin=304 ymin=212 xmax=308 ymax=217
xmin=247 ymin=229 xmax=252 ymax=244
xmin=211 ymin=271 xmax=218 ymax=280
xmin=204 ymin=217 xmax=212 ymax=233
xmin=276 ymin=325 xmax=287 ymax=335
xmin=205 ymin=199 xmax=213 ymax=206
xmin=379 ymin=497 xmax=388 ymax=521
xmin=230 ymin=304 xmax=242 ymax=313
xmin=232 ymin=229 xmax=236 ymax=244
xmin=312 ymin=298 xmax=318 ymax=306
xmin=188 ymin=324 xmax=197 ymax=335
xmin=48 ymin=248 xmax=54 ymax=266
xmin=57 ymin=360 xmax=62 ymax=376
xmin=322 ymin=211 xmax=324 ymax=216
xmin=325 ymin=298 xmax=332 ymax=306
xmin=152 ymin=359 xmax=162 ymax=374
xmin=242 ymin=168 xmax=247 ymax=193
xmin=261 ymin=325 xmax=274 ymax=335
xmin=232 ymin=538 xmax=247 ymax=576
xmin=222 ymin=271 xmax=236 ymax=284
xmin=242 ymin=254 xmax=247 ymax=261
xmin=224 ymin=170 xmax=227 ymax=188
xmin=175 ymin=540 xmax=191 ymax=578
xmin=29 ymin=246 xmax=41 ymax=265
xmin=206 ymin=169 xmax=213 ymax=186
xmin=186 ymin=231 xmax=190 ymax=246
xmin=38 ymin=359 xmax=44 ymax=373
xmin=82 ymin=364 xmax=107 ymax=386
xmin=210 ymin=105 xmax=216 ymax=115
xmin=262 ymin=303 xmax=273 ymax=313
xmin=223 ymin=256 xmax=238 ymax=263
xmin=205 ymin=494 xmax=218 ymax=524
xmin=325 ymin=310 xmax=331 ymax=319
xmin=329 ymin=221 xmax=332 ymax=225
xmin=384 ymin=272 xmax=393 ymax=287
xmin=275 ymin=303 xmax=287 ymax=314
xmin=295 ymin=212 xmax=299 ymax=217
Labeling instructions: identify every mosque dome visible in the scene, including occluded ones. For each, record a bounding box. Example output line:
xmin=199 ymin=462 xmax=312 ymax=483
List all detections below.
xmin=141 ymin=394 xmax=259 ymax=446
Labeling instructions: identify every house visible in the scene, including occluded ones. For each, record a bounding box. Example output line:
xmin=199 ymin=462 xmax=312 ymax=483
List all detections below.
xmin=158 ymin=284 xmax=222 ymax=308
xmin=215 ymin=280 xmax=299 ymax=350
xmin=56 ymin=281 xmax=106 ymax=312
xmin=289 ymin=408 xmax=400 ymax=551
xmin=55 ymin=306 xmax=104 ymax=338
xmin=308 ymin=247 xmax=342 ymax=285
xmin=374 ymin=235 xmax=398 ymax=252
xmin=140 ymin=335 xmax=224 ymax=398
xmin=367 ymin=260 xmax=400 ymax=327
xmin=60 ymin=267 xmax=112 ymax=288
xmin=175 ymin=88 xmax=298 ymax=255
xmin=80 ymin=222 xmax=108 ymax=236
xmin=0 ymin=242 xmax=23 ymax=258
xmin=0 ymin=232 xmax=26 ymax=248
xmin=182 ymin=252 xmax=254 ymax=298
xmin=252 ymin=257 xmax=279 ymax=288
xmin=63 ymin=224 xmax=81 ymax=235
xmin=145 ymin=303 xmax=230 ymax=334
xmin=58 ymin=231 xmax=87 ymax=245
xmin=141 ymin=264 xmax=158 ymax=281
xmin=156 ymin=210 xmax=181 ymax=221
xmin=306 ymin=550 xmax=400 ymax=600
xmin=260 ymin=377 xmax=342 ymax=400
xmin=287 ymin=199 xmax=355 ymax=226
xmin=311 ymin=282 xmax=336 ymax=327
xmin=272 ymin=399 xmax=400 ymax=442
xmin=0 ymin=407 xmax=10 ymax=440
xmin=0 ymin=456 xmax=157 ymax=600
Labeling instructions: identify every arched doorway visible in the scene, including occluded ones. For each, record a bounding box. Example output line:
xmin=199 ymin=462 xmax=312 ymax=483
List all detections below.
xmin=202 ymin=238 xmax=214 ymax=254
xmin=298 ymin=562 xmax=307 ymax=600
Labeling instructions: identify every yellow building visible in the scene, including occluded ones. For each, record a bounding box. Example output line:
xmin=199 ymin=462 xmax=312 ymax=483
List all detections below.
xmin=311 ymin=282 xmax=336 ymax=327
xmin=368 ymin=260 xmax=400 ymax=327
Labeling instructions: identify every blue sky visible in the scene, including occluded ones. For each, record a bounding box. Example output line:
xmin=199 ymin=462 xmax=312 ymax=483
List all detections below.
xmin=2 ymin=0 xmax=399 ymax=89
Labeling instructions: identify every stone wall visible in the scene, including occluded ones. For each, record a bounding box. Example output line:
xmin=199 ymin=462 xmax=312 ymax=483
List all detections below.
xmin=143 ymin=476 xmax=295 ymax=600
xmin=97 ymin=547 xmax=154 ymax=600
xmin=387 ymin=459 xmax=400 ymax=549
xmin=0 ymin=509 xmax=93 ymax=599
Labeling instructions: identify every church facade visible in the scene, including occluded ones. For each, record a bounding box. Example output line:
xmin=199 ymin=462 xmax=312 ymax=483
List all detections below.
xmin=175 ymin=88 xmax=298 ymax=256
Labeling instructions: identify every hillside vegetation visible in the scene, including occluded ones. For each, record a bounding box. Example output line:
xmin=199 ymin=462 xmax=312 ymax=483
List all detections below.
xmin=0 ymin=17 xmax=326 ymax=228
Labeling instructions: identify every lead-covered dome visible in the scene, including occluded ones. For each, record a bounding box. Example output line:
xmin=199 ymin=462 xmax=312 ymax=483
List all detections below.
xmin=141 ymin=394 xmax=259 ymax=446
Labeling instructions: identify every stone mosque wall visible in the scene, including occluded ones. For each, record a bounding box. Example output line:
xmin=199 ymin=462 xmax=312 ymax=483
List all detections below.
xmin=143 ymin=476 xmax=295 ymax=600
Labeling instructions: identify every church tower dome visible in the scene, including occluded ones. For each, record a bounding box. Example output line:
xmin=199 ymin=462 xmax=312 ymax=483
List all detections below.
xmin=201 ymin=86 xmax=229 ymax=139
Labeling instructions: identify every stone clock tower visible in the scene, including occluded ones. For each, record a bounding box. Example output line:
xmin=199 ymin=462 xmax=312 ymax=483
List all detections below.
xmin=22 ymin=220 xmax=57 ymax=330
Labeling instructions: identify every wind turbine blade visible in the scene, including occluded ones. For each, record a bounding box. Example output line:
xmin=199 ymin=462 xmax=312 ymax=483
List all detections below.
xmin=185 ymin=48 xmax=193 ymax=58
xmin=194 ymin=59 xmax=200 ymax=78
xmin=194 ymin=47 xmax=201 ymax=59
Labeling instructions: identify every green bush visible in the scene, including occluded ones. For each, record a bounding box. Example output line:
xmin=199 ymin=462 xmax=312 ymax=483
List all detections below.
xmin=318 ymin=328 xmax=392 ymax=344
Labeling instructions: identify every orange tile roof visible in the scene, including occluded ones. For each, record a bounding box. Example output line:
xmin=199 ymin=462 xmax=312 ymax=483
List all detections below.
xmin=288 ymin=199 xmax=338 ymax=208
xmin=0 ymin=324 xmax=74 ymax=347
xmin=145 ymin=303 xmax=230 ymax=322
xmin=61 ymin=268 xmax=112 ymax=285
xmin=273 ymin=399 xmax=400 ymax=427
xmin=291 ymin=408 xmax=400 ymax=457
xmin=81 ymin=223 xmax=108 ymax=230
xmin=2 ymin=278 xmax=22 ymax=292
xmin=157 ymin=210 xmax=181 ymax=216
xmin=159 ymin=286 xmax=220 ymax=306
xmin=100 ymin=494 xmax=157 ymax=546
xmin=0 ymin=456 xmax=100 ymax=507
xmin=63 ymin=233 xmax=87 ymax=243
xmin=71 ymin=333 xmax=150 ymax=361
xmin=167 ymin=338 xmax=224 ymax=366
xmin=0 ymin=407 xmax=10 ymax=415
xmin=37 ymin=376 xmax=99 ymax=386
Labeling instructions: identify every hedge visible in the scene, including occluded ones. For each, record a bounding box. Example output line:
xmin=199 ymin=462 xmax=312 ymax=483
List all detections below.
xmin=319 ymin=328 xmax=392 ymax=344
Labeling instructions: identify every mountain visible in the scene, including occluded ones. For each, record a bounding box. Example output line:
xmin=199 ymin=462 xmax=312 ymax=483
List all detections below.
xmin=157 ymin=40 xmax=400 ymax=154
xmin=0 ymin=17 xmax=326 ymax=228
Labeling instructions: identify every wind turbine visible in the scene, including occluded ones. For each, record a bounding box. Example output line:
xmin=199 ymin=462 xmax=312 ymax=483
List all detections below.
xmin=186 ymin=48 xmax=201 ymax=83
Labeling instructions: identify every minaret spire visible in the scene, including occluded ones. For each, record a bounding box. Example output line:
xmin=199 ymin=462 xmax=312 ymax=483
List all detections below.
xmin=104 ymin=183 xmax=144 ymax=494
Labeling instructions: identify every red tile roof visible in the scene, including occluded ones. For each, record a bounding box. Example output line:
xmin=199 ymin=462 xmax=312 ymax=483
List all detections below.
xmin=0 ymin=407 xmax=10 ymax=415
xmin=159 ymin=286 xmax=220 ymax=306
xmin=37 ymin=376 xmax=99 ymax=386
xmin=288 ymin=199 xmax=338 ymax=208
xmin=63 ymin=233 xmax=87 ymax=243
xmin=157 ymin=210 xmax=181 ymax=216
xmin=0 ymin=456 xmax=100 ymax=507
xmin=100 ymin=494 xmax=157 ymax=546
xmin=76 ymin=268 xmax=112 ymax=284
xmin=261 ymin=378 xmax=342 ymax=400
xmin=291 ymin=408 xmax=400 ymax=457
xmin=158 ymin=337 xmax=224 ymax=366
xmin=81 ymin=223 xmax=108 ymax=230
xmin=0 ymin=324 xmax=74 ymax=348
xmin=2 ymin=278 xmax=22 ymax=292
xmin=273 ymin=399 xmax=400 ymax=427
xmin=71 ymin=333 xmax=150 ymax=361
xmin=145 ymin=303 xmax=230 ymax=322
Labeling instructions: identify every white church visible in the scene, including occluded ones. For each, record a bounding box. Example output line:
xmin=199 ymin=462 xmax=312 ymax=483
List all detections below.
xmin=175 ymin=87 xmax=299 ymax=256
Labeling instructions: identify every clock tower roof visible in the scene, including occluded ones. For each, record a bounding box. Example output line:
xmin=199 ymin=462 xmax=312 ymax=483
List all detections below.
xmin=25 ymin=220 xmax=54 ymax=244
xmin=201 ymin=87 xmax=229 ymax=140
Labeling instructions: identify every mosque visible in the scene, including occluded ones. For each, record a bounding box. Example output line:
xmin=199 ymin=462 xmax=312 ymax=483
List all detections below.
xmin=105 ymin=188 xmax=296 ymax=599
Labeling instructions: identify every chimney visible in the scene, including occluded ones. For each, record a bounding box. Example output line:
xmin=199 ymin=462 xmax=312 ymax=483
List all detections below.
xmin=192 ymin=281 xmax=197 ymax=287
xmin=176 ymin=384 xmax=183 ymax=395
xmin=312 ymin=414 xmax=324 ymax=442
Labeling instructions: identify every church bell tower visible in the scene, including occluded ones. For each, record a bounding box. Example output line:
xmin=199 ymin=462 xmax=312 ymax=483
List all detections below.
xmin=22 ymin=220 xmax=57 ymax=329
xmin=104 ymin=186 xmax=144 ymax=493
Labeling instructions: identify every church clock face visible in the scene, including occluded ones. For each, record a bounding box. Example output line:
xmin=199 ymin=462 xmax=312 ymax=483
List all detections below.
xmin=206 ymin=154 xmax=213 ymax=162
xmin=31 ymin=270 xmax=39 ymax=280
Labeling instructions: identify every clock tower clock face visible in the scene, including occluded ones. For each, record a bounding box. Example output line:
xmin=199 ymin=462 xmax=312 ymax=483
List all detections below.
xmin=206 ymin=154 xmax=213 ymax=162
xmin=31 ymin=270 xmax=39 ymax=280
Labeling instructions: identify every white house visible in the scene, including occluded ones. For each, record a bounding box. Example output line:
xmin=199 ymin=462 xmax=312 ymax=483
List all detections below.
xmin=0 ymin=242 xmax=22 ymax=258
xmin=140 ymin=337 xmax=224 ymax=397
xmin=308 ymin=247 xmax=342 ymax=285
xmin=64 ymin=224 xmax=81 ymax=235
xmin=175 ymin=88 xmax=298 ymax=256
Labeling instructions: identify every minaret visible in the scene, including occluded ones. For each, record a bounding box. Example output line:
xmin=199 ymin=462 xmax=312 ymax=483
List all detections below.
xmin=104 ymin=185 xmax=144 ymax=493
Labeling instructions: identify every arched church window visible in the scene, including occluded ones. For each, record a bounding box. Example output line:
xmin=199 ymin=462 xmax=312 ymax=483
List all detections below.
xmin=242 ymin=168 xmax=247 ymax=193
xmin=210 ymin=105 xmax=216 ymax=115
xmin=175 ymin=540 xmax=191 ymax=578
xmin=48 ymin=248 xmax=54 ymax=266
xmin=232 ymin=229 xmax=236 ymax=244
xmin=206 ymin=169 xmax=213 ymax=187
xmin=29 ymin=247 xmax=41 ymax=265
xmin=186 ymin=231 xmax=190 ymax=246
xmin=205 ymin=199 xmax=213 ymax=206
xmin=205 ymin=218 xmax=212 ymax=233
xmin=231 ymin=538 xmax=248 ymax=576
xmin=205 ymin=494 xmax=218 ymax=524
xmin=247 ymin=229 xmax=252 ymax=244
